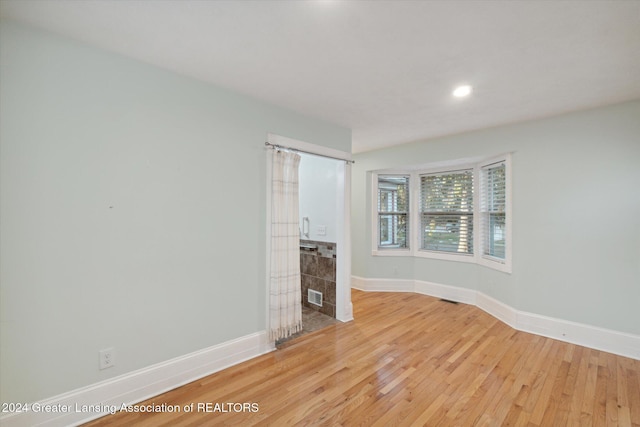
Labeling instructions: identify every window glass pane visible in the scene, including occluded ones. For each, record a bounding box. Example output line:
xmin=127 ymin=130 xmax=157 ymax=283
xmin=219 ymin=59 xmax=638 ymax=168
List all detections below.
xmin=378 ymin=175 xmax=409 ymax=249
xmin=420 ymin=170 xmax=473 ymax=254
xmin=481 ymin=163 xmax=506 ymax=259
xmin=421 ymin=213 xmax=474 ymax=253
xmin=484 ymin=213 xmax=505 ymax=258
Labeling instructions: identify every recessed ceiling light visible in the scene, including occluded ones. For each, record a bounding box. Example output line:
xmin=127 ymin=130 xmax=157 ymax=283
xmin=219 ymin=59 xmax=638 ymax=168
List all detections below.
xmin=453 ymin=85 xmax=473 ymax=98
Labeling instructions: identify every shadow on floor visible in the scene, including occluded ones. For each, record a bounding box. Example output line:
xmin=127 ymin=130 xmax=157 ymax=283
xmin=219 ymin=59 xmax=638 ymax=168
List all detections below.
xmin=276 ymin=307 xmax=338 ymax=347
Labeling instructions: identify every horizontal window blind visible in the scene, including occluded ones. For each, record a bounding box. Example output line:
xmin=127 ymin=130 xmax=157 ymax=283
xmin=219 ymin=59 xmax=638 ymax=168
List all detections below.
xmin=378 ymin=175 xmax=409 ymax=249
xmin=481 ymin=162 xmax=506 ymax=259
xmin=420 ymin=170 xmax=473 ymax=254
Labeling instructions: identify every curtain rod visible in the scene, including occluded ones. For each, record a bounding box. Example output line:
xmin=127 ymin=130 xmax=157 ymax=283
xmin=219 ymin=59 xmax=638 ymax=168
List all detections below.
xmin=265 ymin=142 xmax=355 ymax=164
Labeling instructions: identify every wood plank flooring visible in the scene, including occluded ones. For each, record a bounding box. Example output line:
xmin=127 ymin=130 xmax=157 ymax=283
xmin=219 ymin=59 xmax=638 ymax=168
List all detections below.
xmin=84 ymin=290 xmax=640 ymax=426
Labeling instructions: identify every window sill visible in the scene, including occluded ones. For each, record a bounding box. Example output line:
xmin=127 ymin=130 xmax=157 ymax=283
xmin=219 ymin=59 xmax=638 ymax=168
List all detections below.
xmin=415 ymin=250 xmax=475 ymax=263
xmin=372 ymin=249 xmax=511 ymax=273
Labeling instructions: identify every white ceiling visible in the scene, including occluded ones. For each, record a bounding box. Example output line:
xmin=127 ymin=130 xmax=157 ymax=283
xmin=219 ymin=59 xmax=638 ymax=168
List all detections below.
xmin=1 ymin=0 xmax=639 ymax=153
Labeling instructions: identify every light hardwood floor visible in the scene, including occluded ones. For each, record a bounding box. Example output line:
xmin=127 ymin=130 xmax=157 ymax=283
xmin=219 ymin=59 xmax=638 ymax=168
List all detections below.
xmin=84 ymin=290 xmax=640 ymax=426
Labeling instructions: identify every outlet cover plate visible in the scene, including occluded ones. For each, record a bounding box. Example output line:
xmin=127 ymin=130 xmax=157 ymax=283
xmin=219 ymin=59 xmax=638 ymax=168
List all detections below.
xmin=99 ymin=348 xmax=115 ymax=370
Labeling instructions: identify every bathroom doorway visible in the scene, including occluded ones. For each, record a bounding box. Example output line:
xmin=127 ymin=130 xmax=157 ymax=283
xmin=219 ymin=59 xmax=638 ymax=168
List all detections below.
xmin=265 ymin=133 xmax=353 ymax=345
xmin=299 ymin=152 xmax=340 ymax=321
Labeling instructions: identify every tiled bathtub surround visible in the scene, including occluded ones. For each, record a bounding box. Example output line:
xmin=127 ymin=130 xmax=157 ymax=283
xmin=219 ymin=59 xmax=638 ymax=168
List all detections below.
xmin=300 ymin=240 xmax=337 ymax=318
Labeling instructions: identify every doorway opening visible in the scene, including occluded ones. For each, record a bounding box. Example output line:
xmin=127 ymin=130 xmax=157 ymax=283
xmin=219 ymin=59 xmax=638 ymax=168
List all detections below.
xmin=265 ymin=133 xmax=353 ymax=345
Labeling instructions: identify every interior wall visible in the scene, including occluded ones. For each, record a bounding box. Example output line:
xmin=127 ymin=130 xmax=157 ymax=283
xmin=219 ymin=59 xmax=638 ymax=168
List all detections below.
xmin=0 ymin=20 xmax=351 ymax=405
xmin=352 ymin=100 xmax=640 ymax=336
xmin=298 ymin=153 xmax=339 ymax=243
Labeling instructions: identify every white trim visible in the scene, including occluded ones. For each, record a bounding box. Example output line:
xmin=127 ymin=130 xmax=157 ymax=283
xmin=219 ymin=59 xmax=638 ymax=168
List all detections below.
xmin=336 ymin=160 xmax=354 ymax=321
xmin=350 ymin=275 xmax=365 ymax=291
xmin=351 ymin=276 xmax=414 ymax=292
xmin=414 ymin=279 xmax=477 ymax=305
xmin=415 ymin=168 xmax=476 ymax=262
xmin=372 ymin=172 xmax=411 ymax=254
xmin=476 ymin=291 xmax=518 ymax=328
xmin=353 ymin=276 xmax=640 ymax=360
xmin=414 ymin=250 xmax=477 ymax=263
xmin=477 ymin=153 xmax=512 ymax=273
xmin=516 ymin=312 xmax=640 ymax=360
xmin=371 ymin=173 xmax=377 ymax=255
xmin=265 ymin=148 xmax=273 ymax=344
xmin=0 ymin=332 xmax=275 ymax=427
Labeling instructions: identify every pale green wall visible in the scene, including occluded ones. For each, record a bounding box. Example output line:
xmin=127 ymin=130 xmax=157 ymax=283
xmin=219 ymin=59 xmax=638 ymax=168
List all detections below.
xmin=0 ymin=20 xmax=350 ymax=404
xmin=352 ymin=100 xmax=640 ymax=335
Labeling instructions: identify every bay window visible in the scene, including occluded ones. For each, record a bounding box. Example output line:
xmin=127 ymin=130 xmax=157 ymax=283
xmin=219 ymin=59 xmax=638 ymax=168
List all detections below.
xmin=373 ymin=154 xmax=511 ymax=273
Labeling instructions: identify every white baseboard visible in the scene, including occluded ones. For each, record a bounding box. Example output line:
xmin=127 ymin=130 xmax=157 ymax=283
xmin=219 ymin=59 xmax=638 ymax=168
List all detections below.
xmin=351 ymin=276 xmax=414 ymax=292
xmin=353 ymin=276 xmax=640 ymax=360
xmin=337 ymin=301 xmax=354 ymax=322
xmin=517 ymin=311 xmax=640 ymax=360
xmin=476 ymin=292 xmax=519 ymax=329
xmin=414 ymin=279 xmax=477 ymax=305
xmin=1 ymin=332 xmax=275 ymax=427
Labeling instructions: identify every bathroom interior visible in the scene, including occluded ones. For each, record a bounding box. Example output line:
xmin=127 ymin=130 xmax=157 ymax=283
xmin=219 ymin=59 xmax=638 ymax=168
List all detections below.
xmin=278 ymin=152 xmax=341 ymax=344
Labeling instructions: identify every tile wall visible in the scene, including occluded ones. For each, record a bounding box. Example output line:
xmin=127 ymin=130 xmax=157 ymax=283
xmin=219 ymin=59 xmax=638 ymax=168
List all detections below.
xmin=300 ymin=240 xmax=336 ymax=318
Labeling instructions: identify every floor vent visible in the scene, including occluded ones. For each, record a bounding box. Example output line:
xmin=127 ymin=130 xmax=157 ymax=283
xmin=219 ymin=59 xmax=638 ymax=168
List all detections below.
xmin=440 ymin=298 xmax=459 ymax=304
xmin=308 ymin=289 xmax=323 ymax=307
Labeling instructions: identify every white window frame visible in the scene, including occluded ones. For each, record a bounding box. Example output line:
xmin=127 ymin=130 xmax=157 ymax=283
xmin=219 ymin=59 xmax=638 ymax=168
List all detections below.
xmin=371 ymin=154 xmax=512 ymax=273
xmin=478 ymin=154 xmax=512 ymax=273
xmin=377 ymin=174 xmax=410 ymax=249
xmin=417 ymin=167 xmax=475 ymax=261
xmin=372 ymin=171 xmax=411 ymax=257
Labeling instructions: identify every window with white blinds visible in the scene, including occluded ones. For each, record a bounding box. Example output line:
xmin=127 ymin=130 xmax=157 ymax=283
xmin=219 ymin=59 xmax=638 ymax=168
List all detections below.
xmin=377 ymin=175 xmax=410 ymax=249
xmin=420 ymin=170 xmax=474 ymax=254
xmin=372 ymin=153 xmax=511 ymax=273
xmin=481 ymin=161 xmax=506 ymax=260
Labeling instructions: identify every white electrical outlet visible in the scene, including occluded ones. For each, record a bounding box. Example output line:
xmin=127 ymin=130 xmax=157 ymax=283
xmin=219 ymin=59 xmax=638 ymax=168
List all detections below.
xmin=99 ymin=348 xmax=115 ymax=370
xmin=317 ymin=225 xmax=327 ymax=236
